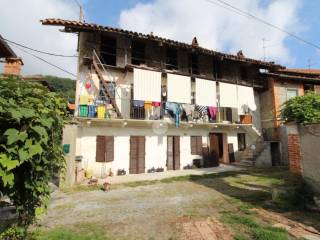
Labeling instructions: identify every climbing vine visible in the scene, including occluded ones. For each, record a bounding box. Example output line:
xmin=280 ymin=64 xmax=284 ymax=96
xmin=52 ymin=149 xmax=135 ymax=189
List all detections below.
xmin=0 ymin=77 xmax=69 ymax=226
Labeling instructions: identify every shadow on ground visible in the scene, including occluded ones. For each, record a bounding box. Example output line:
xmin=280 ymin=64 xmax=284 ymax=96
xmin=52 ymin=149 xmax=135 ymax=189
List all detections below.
xmin=188 ymin=167 xmax=320 ymax=230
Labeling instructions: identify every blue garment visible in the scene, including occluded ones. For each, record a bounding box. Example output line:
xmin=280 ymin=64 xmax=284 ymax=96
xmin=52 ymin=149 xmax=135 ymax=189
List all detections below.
xmin=88 ymin=105 xmax=96 ymax=118
xmin=165 ymin=102 xmax=181 ymax=127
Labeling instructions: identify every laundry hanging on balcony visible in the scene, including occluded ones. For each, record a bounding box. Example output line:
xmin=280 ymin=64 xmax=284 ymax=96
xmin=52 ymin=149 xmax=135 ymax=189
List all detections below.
xmin=133 ymin=68 xmax=162 ymax=102
xmin=195 ymin=78 xmax=217 ymax=107
xmin=237 ymin=85 xmax=256 ymax=114
xmin=219 ymin=82 xmax=238 ymax=108
xmin=167 ymin=74 xmax=191 ymax=104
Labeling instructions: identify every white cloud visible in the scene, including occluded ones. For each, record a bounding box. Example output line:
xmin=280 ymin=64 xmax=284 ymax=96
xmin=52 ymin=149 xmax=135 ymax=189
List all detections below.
xmin=119 ymin=0 xmax=302 ymax=65
xmin=0 ymin=0 xmax=78 ymax=78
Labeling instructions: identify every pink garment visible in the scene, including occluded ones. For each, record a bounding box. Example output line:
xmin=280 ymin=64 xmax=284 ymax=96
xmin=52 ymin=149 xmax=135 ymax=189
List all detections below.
xmin=208 ymin=106 xmax=217 ymax=118
xmin=152 ymin=102 xmax=161 ymax=107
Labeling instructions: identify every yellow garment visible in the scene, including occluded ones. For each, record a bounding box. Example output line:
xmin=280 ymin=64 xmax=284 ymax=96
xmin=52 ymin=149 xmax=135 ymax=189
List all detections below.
xmin=79 ymin=95 xmax=89 ymax=105
xmin=144 ymin=101 xmax=153 ymax=110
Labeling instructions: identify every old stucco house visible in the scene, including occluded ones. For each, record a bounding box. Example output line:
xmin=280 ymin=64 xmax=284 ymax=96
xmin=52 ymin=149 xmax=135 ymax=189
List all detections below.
xmin=41 ymin=19 xmax=320 ymax=184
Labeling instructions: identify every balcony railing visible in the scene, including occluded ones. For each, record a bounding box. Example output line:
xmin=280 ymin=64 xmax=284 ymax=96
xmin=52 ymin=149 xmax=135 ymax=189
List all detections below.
xmin=77 ymin=98 xmax=253 ymax=125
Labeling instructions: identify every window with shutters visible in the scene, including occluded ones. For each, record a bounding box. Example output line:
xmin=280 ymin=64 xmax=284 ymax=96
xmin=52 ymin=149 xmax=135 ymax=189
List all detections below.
xmin=191 ymin=136 xmax=202 ymax=155
xmin=96 ymin=136 xmax=114 ymax=162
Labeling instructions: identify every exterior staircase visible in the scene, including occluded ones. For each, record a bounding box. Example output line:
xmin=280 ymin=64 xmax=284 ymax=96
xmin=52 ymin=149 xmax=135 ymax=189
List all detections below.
xmin=92 ymin=50 xmax=122 ymax=118
xmin=234 ymin=138 xmax=270 ymax=167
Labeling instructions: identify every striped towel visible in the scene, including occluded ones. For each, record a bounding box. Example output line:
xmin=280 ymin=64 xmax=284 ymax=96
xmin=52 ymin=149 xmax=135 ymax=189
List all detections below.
xmin=195 ymin=105 xmax=208 ymax=118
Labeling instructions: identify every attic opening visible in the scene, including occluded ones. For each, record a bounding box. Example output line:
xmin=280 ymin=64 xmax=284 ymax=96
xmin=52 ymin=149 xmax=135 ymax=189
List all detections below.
xmin=131 ymin=41 xmax=146 ymax=65
xmin=240 ymin=66 xmax=248 ymax=80
xmin=213 ymin=59 xmax=222 ymax=79
xmin=165 ymin=48 xmax=178 ymax=70
xmin=100 ymin=35 xmax=117 ymax=66
xmin=189 ymin=53 xmax=199 ymax=75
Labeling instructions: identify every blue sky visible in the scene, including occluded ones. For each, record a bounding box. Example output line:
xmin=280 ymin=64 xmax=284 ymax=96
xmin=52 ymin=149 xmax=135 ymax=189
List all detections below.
xmin=83 ymin=0 xmax=320 ymax=69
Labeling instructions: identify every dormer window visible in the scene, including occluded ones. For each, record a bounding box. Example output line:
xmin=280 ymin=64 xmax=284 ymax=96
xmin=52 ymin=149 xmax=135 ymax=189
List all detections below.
xmin=100 ymin=36 xmax=117 ymax=66
xmin=131 ymin=41 xmax=146 ymax=65
xmin=165 ymin=48 xmax=178 ymax=70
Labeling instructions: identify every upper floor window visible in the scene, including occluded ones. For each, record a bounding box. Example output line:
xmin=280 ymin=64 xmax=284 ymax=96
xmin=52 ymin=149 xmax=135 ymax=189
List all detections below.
xmin=213 ymin=59 xmax=222 ymax=79
xmin=100 ymin=36 xmax=117 ymax=66
xmin=190 ymin=54 xmax=199 ymax=75
xmin=131 ymin=41 xmax=146 ymax=65
xmin=165 ymin=48 xmax=178 ymax=70
xmin=286 ymin=88 xmax=298 ymax=100
xmin=240 ymin=67 xmax=248 ymax=80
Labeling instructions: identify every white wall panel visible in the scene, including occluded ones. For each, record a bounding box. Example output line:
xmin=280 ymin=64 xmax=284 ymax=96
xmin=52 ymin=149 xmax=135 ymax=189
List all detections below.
xmin=167 ymin=74 xmax=191 ymax=103
xmin=196 ymin=78 xmax=216 ymax=106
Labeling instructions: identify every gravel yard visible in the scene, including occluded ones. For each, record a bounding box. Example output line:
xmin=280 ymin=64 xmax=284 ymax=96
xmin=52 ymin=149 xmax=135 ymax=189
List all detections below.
xmin=36 ymin=168 xmax=320 ymax=240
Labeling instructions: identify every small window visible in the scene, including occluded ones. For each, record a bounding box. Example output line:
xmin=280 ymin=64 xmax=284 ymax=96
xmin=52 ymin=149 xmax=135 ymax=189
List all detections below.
xmin=96 ymin=136 xmax=114 ymax=162
xmin=165 ymin=48 xmax=178 ymax=70
xmin=189 ymin=54 xmax=199 ymax=75
xmin=100 ymin=36 xmax=117 ymax=66
xmin=240 ymin=67 xmax=248 ymax=80
xmin=191 ymin=136 xmax=202 ymax=155
xmin=286 ymin=88 xmax=298 ymax=100
xmin=213 ymin=59 xmax=222 ymax=79
xmin=237 ymin=133 xmax=246 ymax=151
xmin=131 ymin=41 xmax=146 ymax=65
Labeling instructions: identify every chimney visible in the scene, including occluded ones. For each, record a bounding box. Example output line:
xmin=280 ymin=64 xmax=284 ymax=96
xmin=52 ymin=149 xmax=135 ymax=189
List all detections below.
xmin=4 ymin=57 xmax=23 ymax=76
xmin=192 ymin=37 xmax=199 ymax=47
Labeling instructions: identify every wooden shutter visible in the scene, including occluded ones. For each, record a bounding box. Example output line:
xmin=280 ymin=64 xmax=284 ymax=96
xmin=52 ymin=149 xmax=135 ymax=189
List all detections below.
xmin=173 ymin=136 xmax=180 ymax=170
xmin=167 ymin=136 xmax=174 ymax=170
xmin=96 ymin=136 xmax=106 ymax=162
xmin=105 ymin=136 xmax=114 ymax=162
xmin=191 ymin=136 xmax=202 ymax=155
xmin=137 ymin=136 xmax=145 ymax=174
xmin=130 ymin=136 xmax=138 ymax=174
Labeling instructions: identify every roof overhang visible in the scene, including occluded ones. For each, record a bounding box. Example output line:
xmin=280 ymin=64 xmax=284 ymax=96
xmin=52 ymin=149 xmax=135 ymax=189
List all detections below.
xmin=0 ymin=35 xmax=17 ymax=58
xmin=41 ymin=18 xmax=284 ymax=70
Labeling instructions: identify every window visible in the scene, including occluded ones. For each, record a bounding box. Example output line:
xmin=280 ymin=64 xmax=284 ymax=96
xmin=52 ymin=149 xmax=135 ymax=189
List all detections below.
xmin=100 ymin=36 xmax=117 ymax=66
xmin=240 ymin=67 xmax=248 ymax=80
xmin=191 ymin=136 xmax=202 ymax=155
xmin=286 ymin=88 xmax=298 ymax=100
xmin=189 ymin=54 xmax=199 ymax=75
xmin=96 ymin=136 xmax=114 ymax=162
xmin=165 ymin=48 xmax=178 ymax=70
xmin=237 ymin=133 xmax=246 ymax=151
xmin=213 ymin=59 xmax=222 ymax=79
xmin=131 ymin=41 xmax=146 ymax=65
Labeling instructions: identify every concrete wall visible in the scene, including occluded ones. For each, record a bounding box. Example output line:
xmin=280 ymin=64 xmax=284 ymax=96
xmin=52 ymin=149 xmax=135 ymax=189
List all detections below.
xmin=299 ymin=124 xmax=320 ymax=194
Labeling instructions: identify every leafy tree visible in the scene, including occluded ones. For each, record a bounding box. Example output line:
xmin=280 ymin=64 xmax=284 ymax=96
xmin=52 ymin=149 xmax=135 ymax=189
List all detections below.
xmin=280 ymin=92 xmax=320 ymax=124
xmin=0 ymin=77 xmax=69 ymax=227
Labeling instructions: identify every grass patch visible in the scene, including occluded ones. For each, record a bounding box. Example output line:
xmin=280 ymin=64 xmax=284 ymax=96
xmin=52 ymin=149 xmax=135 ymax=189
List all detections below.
xmin=33 ymin=223 xmax=112 ymax=240
xmin=221 ymin=213 xmax=289 ymax=240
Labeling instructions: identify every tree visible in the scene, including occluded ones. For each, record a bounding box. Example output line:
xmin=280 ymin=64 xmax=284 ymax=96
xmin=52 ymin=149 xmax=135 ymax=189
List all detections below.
xmin=0 ymin=77 xmax=69 ymax=227
xmin=44 ymin=75 xmax=76 ymax=102
xmin=280 ymin=92 xmax=320 ymax=124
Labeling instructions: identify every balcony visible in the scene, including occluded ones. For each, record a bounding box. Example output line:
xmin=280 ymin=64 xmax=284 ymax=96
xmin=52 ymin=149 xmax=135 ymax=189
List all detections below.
xmin=77 ymin=98 xmax=253 ymax=127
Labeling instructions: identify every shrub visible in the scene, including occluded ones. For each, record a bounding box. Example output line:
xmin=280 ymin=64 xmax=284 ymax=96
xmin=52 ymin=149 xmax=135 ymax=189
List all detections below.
xmin=0 ymin=77 xmax=69 ymax=227
xmin=280 ymin=92 xmax=320 ymax=124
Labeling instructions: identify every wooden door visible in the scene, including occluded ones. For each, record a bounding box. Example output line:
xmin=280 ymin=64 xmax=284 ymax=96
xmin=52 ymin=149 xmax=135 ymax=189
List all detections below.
xmin=209 ymin=133 xmax=220 ymax=166
xmin=167 ymin=136 xmax=180 ymax=170
xmin=130 ymin=136 xmax=145 ymax=174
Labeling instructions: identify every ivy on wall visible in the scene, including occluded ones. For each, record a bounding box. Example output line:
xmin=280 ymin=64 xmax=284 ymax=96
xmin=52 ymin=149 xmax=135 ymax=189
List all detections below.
xmin=0 ymin=77 xmax=69 ymax=226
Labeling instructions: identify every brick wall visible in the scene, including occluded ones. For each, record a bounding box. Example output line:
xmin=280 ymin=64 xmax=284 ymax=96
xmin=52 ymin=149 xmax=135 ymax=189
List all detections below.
xmin=287 ymin=133 xmax=302 ymax=174
xmin=3 ymin=58 xmax=23 ymax=76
